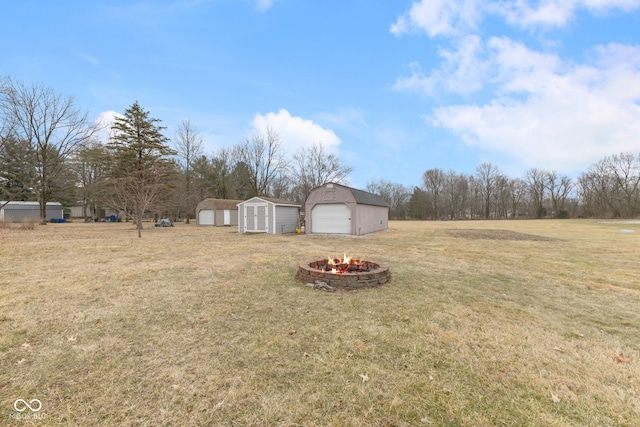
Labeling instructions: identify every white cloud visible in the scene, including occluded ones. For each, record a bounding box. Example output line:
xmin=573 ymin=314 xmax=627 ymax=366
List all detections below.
xmin=256 ymin=0 xmax=273 ymax=12
xmin=390 ymin=0 xmax=481 ymax=37
xmin=393 ymin=35 xmax=486 ymax=95
xmin=431 ymin=42 xmax=640 ymax=172
xmin=250 ymin=109 xmax=342 ymax=155
xmin=391 ymin=0 xmax=640 ymax=173
xmin=494 ymin=0 xmax=577 ymax=28
xmin=494 ymin=0 xmax=640 ymax=29
xmin=93 ymin=110 xmax=123 ymax=144
xmin=392 ymin=0 xmax=640 ymax=36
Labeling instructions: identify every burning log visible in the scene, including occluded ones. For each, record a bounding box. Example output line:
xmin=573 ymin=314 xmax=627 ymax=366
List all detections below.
xmin=319 ymin=255 xmax=371 ymax=274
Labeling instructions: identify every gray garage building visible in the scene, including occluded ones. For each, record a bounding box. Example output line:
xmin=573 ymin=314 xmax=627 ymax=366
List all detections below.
xmin=195 ymin=198 xmax=243 ymax=226
xmin=237 ymin=197 xmax=301 ymax=234
xmin=0 ymin=201 xmax=64 ymax=222
xmin=304 ymin=183 xmax=388 ymax=235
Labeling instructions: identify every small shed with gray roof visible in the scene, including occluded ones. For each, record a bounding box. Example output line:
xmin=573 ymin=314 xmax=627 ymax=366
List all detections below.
xmin=305 ymin=183 xmax=388 ymax=235
xmin=196 ymin=198 xmax=244 ymax=226
xmin=237 ymin=196 xmax=301 ymax=234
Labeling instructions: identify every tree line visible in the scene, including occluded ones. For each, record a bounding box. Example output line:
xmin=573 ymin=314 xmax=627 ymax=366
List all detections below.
xmin=2 ymin=77 xmax=638 ymax=234
xmin=368 ymin=154 xmax=640 ymax=220
xmin=0 ymin=77 xmax=353 ymax=235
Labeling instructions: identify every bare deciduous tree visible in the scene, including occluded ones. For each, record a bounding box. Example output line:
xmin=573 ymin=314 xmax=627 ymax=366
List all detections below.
xmin=607 ymin=152 xmax=640 ymax=218
xmin=507 ymin=178 xmax=527 ymax=219
xmin=0 ymin=77 xmax=96 ymax=223
xmin=366 ymin=179 xmax=409 ymax=219
xmin=423 ymin=168 xmax=446 ymax=220
xmin=526 ymin=168 xmax=548 ymax=218
xmin=291 ymin=142 xmax=353 ymax=203
xmin=234 ymin=126 xmax=287 ymax=197
xmin=73 ymin=141 xmax=109 ymax=222
xmin=173 ymin=120 xmax=203 ymax=223
xmin=545 ymin=170 xmax=574 ymax=217
xmin=475 ymin=162 xmax=503 ymax=219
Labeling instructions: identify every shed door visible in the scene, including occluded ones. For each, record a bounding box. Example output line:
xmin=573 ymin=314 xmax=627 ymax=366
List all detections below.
xmin=311 ymin=204 xmax=351 ymax=234
xmin=198 ymin=209 xmax=214 ymax=226
xmin=223 ymin=209 xmax=231 ymax=225
xmin=244 ymin=204 xmax=268 ymax=232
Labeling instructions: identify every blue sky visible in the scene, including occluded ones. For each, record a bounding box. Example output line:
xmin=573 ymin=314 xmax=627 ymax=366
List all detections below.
xmin=2 ymin=0 xmax=639 ymax=189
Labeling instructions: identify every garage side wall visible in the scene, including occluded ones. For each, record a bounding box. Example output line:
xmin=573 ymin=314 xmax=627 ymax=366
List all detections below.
xmin=1 ymin=203 xmax=62 ymax=222
xmin=3 ymin=206 xmax=39 ymax=222
xmin=274 ymin=206 xmax=299 ymax=234
xmin=354 ymin=204 xmax=388 ymax=235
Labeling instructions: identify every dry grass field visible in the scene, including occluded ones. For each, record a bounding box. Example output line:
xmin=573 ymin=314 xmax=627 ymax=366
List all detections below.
xmin=1 ymin=219 xmax=639 ymax=426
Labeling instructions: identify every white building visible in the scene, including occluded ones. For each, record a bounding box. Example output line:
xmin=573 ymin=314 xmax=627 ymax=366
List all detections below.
xmin=0 ymin=201 xmax=63 ymax=222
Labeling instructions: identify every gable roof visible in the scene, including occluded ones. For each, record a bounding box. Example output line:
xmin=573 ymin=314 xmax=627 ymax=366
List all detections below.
xmin=309 ymin=183 xmax=388 ymax=207
xmin=348 ymin=187 xmax=388 ymax=207
xmin=197 ymin=198 xmax=243 ymax=210
xmin=1 ymin=201 xmax=62 ymax=208
xmin=241 ymin=196 xmax=301 ymax=207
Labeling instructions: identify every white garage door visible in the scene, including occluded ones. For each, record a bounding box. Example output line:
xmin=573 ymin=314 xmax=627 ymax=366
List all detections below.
xmin=311 ymin=204 xmax=351 ymax=234
xmin=198 ymin=209 xmax=214 ymax=226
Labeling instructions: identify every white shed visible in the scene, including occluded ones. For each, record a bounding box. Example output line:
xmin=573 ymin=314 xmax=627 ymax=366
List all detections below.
xmin=237 ymin=197 xmax=301 ymax=234
xmin=0 ymin=201 xmax=64 ymax=222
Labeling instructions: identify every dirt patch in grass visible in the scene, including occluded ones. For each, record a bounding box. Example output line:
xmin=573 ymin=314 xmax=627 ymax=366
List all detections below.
xmin=448 ymin=228 xmax=557 ymax=241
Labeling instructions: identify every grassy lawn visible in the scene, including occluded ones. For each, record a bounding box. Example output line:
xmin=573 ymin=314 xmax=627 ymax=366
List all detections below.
xmin=1 ymin=219 xmax=639 ymax=426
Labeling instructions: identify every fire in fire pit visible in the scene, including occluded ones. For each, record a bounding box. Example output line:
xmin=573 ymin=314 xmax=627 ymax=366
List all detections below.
xmin=324 ymin=254 xmax=371 ymax=274
xmin=296 ymin=255 xmax=391 ymax=290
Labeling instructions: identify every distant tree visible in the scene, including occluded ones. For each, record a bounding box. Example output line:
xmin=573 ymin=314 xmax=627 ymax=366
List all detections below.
xmin=578 ymin=153 xmax=640 ymax=218
xmin=493 ymin=174 xmax=510 ymax=218
xmin=443 ymin=170 xmax=469 ymax=220
xmin=211 ymin=147 xmax=237 ymax=199
xmin=606 ymin=152 xmax=640 ymax=218
xmin=228 ymin=161 xmax=254 ymax=200
xmin=467 ymin=176 xmax=483 ymax=219
xmin=423 ymin=168 xmax=446 ymax=219
xmin=366 ymin=179 xmax=409 ymax=219
xmin=73 ymin=142 xmax=110 ymax=221
xmin=106 ymin=101 xmax=175 ymax=238
xmin=545 ymin=170 xmax=574 ymax=218
xmin=290 ymin=142 xmax=353 ymax=204
xmin=475 ymin=162 xmax=503 ymax=219
xmin=0 ymin=133 xmax=36 ymax=204
xmin=0 ymin=77 xmax=96 ymax=223
xmin=233 ymin=126 xmax=287 ymax=197
xmin=507 ymin=178 xmax=527 ymax=218
xmin=173 ymin=120 xmax=203 ymax=223
xmin=407 ymin=187 xmax=429 ymax=219
xmin=579 ymin=160 xmax=617 ymax=217
xmin=526 ymin=168 xmax=548 ymax=218
xmin=269 ymin=170 xmax=294 ymax=200
xmin=191 ymin=154 xmax=215 ymax=201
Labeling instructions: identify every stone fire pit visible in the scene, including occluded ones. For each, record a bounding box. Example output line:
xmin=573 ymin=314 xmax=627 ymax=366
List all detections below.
xmin=296 ymin=257 xmax=391 ymax=290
